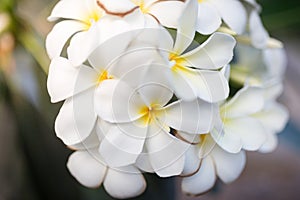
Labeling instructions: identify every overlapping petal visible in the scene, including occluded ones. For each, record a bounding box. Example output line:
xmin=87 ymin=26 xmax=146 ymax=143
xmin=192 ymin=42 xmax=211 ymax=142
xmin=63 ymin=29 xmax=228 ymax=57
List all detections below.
xmin=46 ymin=20 xmax=84 ymax=59
xmin=99 ymin=122 xmax=147 ymax=167
xmin=173 ymin=0 xmax=198 ymax=55
xmin=145 ymin=121 xmax=188 ymax=177
xmin=67 ymin=149 xmax=107 ymax=188
xmin=182 ymin=156 xmax=216 ymax=195
xmin=181 ymin=145 xmax=201 ymax=176
xmin=166 ymin=67 xmax=229 ymax=102
xmin=196 ymin=2 xmax=221 ymax=34
xmin=163 ymin=99 xmax=216 ymax=134
xmin=55 ymin=88 xmax=97 ymax=145
xmin=222 ymin=86 xmax=265 ymax=118
xmin=94 ymin=79 xmax=146 ymax=123
xmin=48 ymin=0 xmax=99 ymax=22
xmin=47 ymin=57 xmax=97 ymax=103
xmin=104 ymin=166 xmax=146 ymax=199
xmin=181 ymin=33 xmax=236 ymax=70
xmin=211 ymin=118 xmax=242 ymax=154
xmin=212 ymin=146 xmax=246 ymax=183
xmin=249 ymin=10 xmax=269 ymax=48
xmin=148 ymin=1 xmax=184 ymax=28
xmin=99 ymin=0 xmax=137 ymax=13
xmin=211 ymin=0 xmax=247 ymax=34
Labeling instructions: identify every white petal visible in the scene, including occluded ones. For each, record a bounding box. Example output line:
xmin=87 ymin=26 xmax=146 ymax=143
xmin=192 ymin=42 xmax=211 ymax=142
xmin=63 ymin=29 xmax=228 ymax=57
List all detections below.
xmin=110 ymin=50 xmax=166 ymax=90
xmin=253 ymin=102 xmax=289 ymax=133
xmin=67 ymin=22 xmax=100 ymax=66
xmin=173 ymin=0 xmax=198 ymax=55
xmin=122 ymin=8 xmax=146 ymax=29
xmin=165 ymin=67 xmax=198 ymax=101
xmin=143 ymin=0 xmax=157 ymax=5
xmin=146 ymin=122 xmax=188 ymax=177
xmin=168 ymin=67 xmax=229 ymax=102
xmin=182 ymin=156 xmax=216 ymax=195
xmin=67 ymin=129 xmax=100 ymax=150
xmin=95 ymin=119 xmax=112 ymax=141
xmin=177 ymin=131 xmax=200 ymax=144
xmin=104 ymin=166 xmax=146 ymax=199
xmin=55 ymin=88 xmax=97 ymax=145
xmin=198 ymin=134 xmax=217 ymax=159
xmin=223 ymin=86 xmax=265 ymax=118
xmin=141 ymin=14 xmax=161 ymax=28
xmin=211 ymin=0 xmax=247 ymax=34
xmin=243 ymin=0 xmax=260 ymax=8
xmin=211 ymin=116 xmax=242 ymax=154
xmin=222 ymin=63 xmax=230 ymax=76
xmin=212 ymin=146 xmax=246 ymax=183
xmin=94 ymin=79 xmax=145 ymax=123
xmin=67 ymin=150 xmax=107 ymax=188
xmin=196 ymin=2 xmax=221 ymax=35
xmin=264 ymin=83 xmax=283 ymax=100
xmin=88 ymin=29 xmax=134 ymax=72
xmin=48 ymin=0 xmax=94 ymax=21
xmin=47 ymin=57 xmax=97 ymax=103
xmin=126 ymin=27 xmax=173 ymax=52
xmin=99 ymin=0 xmax=136 ymax=13
xmin=89 ymin=12 xmax=150 ymax=71
xmin=164 ymin=99 xmax=217 ymax=134
xmin=96 ymin=16 xmax=140 ymax=44
xmin=182 ymin=145 xmax=201 ymax=176
xmin=263 ymin=47 xmax=287 ymax=79
xmin=135 ymin=150 xmax=154 ymax=173
xmin=259 ymin=130 xmax=278 ymax=153
xmin=137 ymin=64 xmax=173 ymax=107
xmin=154 ymin=153 xmax=185 ymax=178
xmin=193 ymin=70 xmax=230 ymax=102
xmin=181 ymin=32 xmax=236 ymax=70
xmin=46 ymin=20 xmax=84 ymax=59
xmin=249 ymin=10 xmax=269 ymax=49
xmin=225 ymin=117 xmax=267 ymax=151
xmin=148 ymin=1 xmax=184 ymax=28
xmin=99 ymin=122 xmax=147 ymax=167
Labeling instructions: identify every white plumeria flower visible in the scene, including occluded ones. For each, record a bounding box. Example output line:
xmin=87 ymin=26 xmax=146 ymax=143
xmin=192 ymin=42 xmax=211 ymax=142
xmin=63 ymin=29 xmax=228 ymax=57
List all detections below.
xmin=67 ymin=149 xmax=146 ymax=199
xmin=196 ymin=0 xmax=247 ymax=35
xmin=180 ymin=134 xmax=245 ymax=195
xmin=157 ymin=0 xmax=235 ymax=102
xmin=46 ymin=0 xmax=144 ymax=66
xmin=94 ymin=64 xmax=217 ymax=176
xmin=211 ymin=84 xmax=288 ymax=153
xmin=211 ymin=86 xmax=267 ymax=153
xmin=231 ymin=43 xmax=287 ymax=86
xmin=47 ymin=30 xmax=158 ymax=146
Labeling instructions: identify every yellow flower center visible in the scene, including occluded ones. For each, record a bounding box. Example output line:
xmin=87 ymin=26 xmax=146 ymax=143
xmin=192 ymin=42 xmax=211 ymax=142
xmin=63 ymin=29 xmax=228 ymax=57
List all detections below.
xmin=138 ymin=104 xmax=162 ymax=125
xmin=84 ymin=10 xmax=104 ymax=30
xmin=196 ymin=133 xmax=207 ymax=147
xmin=131 ymin=0 xmax=150 ymax=14
xmin=169 ymin=53 xmax=190 ymax=74
xmin=96 ymin=70 xmax=113 ymax=85
xmin=198 ymin=0 xmax=205 ymax=3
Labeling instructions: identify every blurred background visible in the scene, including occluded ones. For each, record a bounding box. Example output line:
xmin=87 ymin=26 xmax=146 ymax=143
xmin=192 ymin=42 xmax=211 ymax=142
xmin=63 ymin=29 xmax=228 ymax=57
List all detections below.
xmin=0 ymin=0 xmax=299 ymax=199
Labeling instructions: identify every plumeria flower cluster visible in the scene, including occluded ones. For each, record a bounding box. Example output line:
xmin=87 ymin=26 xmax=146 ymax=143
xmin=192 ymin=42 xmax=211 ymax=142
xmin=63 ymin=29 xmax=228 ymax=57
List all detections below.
xmin=46 ymin=0 xmax=288 ymax=198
